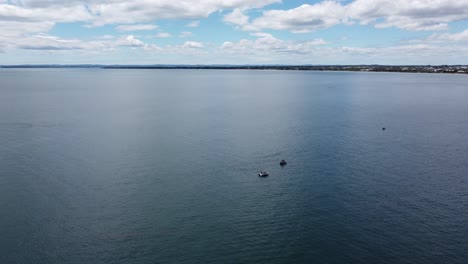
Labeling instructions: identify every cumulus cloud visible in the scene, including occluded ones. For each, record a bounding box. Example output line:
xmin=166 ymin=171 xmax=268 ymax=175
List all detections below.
xmin=247 ymin=2 xmax=346 ymax=33
xmin=80 ymin=0 xmax=279 ymax=26
xmin=0 ymin=21 xmax=53 ymax=38
xmin=2 ymin=0 xmax=467 ymax=36
xmin=227 ymin=0 xmax=468 ymax=32
xmin=0 ymin=3 xmax=89 ymax=50
xmin=0 ymin=3 xmax=92 ymax=22
xmin=153 ymin=41 xmax=208 ymax=55
xmin=338 ymin=44 xmax=468 ymax=60
xmin=2 ymin=0 xmax=467 ymax=40
xmin=116 ymin=35 xmax=145 ymax=47
xmin=347 ymin=0 xmax=468 ymax=31
xmin=0 ymin=0 xmax=280 ymax=33
xmin=216 ymin=30 xmax=468 ymax=64
xmin=220 ymin=34 xmax=468 ymax=64
xmin=115 ymin=34 xmax=162 ymax=51
xmin=221 ymin=33 xmax=328 ymax=56
xmin=426 ymin=29 xmax=468 ymax=43
xmin=224 ymin=8 xmax=250 ymax=28
xmin=116 ymin=24 xmax=158 ymax=31
xmin=1 ymin=0 xmax=468 ymax=64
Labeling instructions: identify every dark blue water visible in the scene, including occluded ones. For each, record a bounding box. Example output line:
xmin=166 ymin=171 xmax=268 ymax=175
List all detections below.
xmin=1 ymin=69 xmax=467 ymax=264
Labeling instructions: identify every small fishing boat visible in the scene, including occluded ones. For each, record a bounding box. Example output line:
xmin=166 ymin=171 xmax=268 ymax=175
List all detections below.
xmin=280 ymin=160 xmax=287 ymax=166
xmin=258 ymin=171 xmax=269 ymax=177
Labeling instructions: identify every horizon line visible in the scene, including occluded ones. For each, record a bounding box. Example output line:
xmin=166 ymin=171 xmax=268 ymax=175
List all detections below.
xmin=2 ymin=64 xmax=468 ymax=67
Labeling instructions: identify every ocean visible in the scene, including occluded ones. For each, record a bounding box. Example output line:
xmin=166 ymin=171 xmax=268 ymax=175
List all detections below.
xmin=1 ymin=69 xmax=467 ymax=263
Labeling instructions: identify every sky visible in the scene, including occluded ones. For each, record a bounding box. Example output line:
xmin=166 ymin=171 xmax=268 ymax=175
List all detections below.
xmin=1 ymin=0 xmax=468 ymax=65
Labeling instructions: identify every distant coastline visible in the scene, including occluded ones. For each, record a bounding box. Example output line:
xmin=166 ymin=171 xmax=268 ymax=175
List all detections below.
xmin=1 ymin=65 xmax=467 ymax=74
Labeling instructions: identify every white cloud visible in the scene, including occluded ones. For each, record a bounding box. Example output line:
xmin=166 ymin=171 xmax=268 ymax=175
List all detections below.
xmin=0 ymin=4 xmax=92 ymax=23
xmin=2 ymin=0 xmax=467 ymax=34
xmin=103 ymin=34 xmax=162 ymax=51
xmin=219 ymin=34 xmax=468 ymax=64
xmin=427 ymin=29 xmax=468 ymax=42
xmin=182 ymin=41 xmax=204 ymax=49
xmin=84 ymin=0 xmax=280 ymax=26
xmin=221 ymin=33 xmax=328 ymax=56
xmin=116 ymin=35 xmax=145 ymax=47
xmin=0 ymin=0 xmax=280 ymax=29
xmin=347 ymin=0 xmax=468 ymax=31
xmin=116 ymin=24 xmax=158 ymax=31
xmin=0 ymin=3 xmax=90 ymax=50
xmin=156 ymin=32 xmax=172 ymax=38
xmin=247 ymin=2 xmax=346 ymax=32
xmin=228 ymin=0 xmax=468 ymax=32
xmin=4 ymin=34 xmax=110 ymax=51
xmin=0 ymin=21 xmax=53 ymax=38
xmin=223 ymin=8 xmax=250 ymax=28
xmin=338 ymin=44 xmax=468 ymax=60
xmin=18 ymin=35 xmax=82 ymax=50
xmin=2 ymin=0 xmax=468 ymax=64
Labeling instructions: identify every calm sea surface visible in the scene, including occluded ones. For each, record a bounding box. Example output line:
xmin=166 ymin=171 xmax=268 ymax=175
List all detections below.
xmin=1 ymin=69 xmax=467 ymax=264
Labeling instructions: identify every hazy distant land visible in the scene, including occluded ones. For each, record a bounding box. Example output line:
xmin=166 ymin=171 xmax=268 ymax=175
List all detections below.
xmin=1 ymin=64 xmax=468 ymax=74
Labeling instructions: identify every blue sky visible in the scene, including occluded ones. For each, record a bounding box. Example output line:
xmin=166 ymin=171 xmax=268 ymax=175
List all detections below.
xmin=1 ymin=0 xmax=468 ymax=65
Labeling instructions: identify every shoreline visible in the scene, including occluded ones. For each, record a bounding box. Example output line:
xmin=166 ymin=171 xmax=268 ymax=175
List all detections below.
xmin=1 ymin=64 xmax=467 ymax=74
